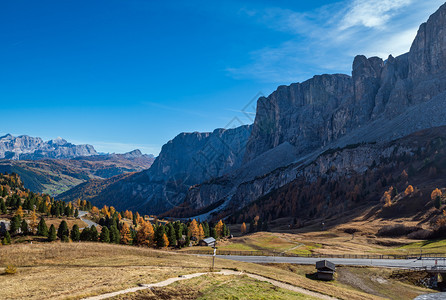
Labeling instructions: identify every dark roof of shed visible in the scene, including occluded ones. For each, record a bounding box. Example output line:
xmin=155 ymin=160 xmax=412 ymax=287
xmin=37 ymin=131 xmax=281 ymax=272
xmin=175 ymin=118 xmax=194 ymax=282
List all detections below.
xmin=316 ymin=260 xmax=336 ymax=271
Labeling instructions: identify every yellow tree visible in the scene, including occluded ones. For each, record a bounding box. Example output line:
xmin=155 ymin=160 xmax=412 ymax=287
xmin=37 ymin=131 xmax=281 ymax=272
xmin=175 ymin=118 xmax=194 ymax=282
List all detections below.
xmin=198 ymin=224 xmax=205 ymax=240
xmin=76 ymin=198 xmax=81 ymax=207
xmin=405 ymin=185 xmax=414 ymax=196
xmin=162 ymin=233 xmax=169 ymax=248
xmin=120 ymin=222 xmax=132 ymax=245
xmin=91 ymin=206 xmax=100 ymax=218
xmin=241 ymin=222 xmax=247 ymax=234
xmin=136 ymin=221 xmax=154 ymax=246
xmin=29 ymin=210 xmax=38 ymax=234
xmin=215 ymin=220 xmax=224 ymax=238
xmin=109 ymin=206 xmax=116 ymax=216
xmin=15 ymin=206 xmax=24 ymax=218
xmin=432 ymin=188 xmax=443 ymax=200
xmin=188 ymin=219 xmax=199 ymax=240
xmin=117 ymin=214 xmax=122 ymax=222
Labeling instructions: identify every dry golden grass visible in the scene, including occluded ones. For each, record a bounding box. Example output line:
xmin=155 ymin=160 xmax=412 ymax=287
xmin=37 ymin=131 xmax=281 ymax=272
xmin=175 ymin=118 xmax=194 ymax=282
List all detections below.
xmin=0 ymin=242 xmax=383 ymax=300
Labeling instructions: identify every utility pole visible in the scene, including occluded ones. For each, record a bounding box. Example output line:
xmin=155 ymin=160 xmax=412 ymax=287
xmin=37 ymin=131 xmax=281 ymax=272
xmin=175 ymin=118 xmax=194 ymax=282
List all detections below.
xmin=212 ymin=242 xmax=217 ymax=271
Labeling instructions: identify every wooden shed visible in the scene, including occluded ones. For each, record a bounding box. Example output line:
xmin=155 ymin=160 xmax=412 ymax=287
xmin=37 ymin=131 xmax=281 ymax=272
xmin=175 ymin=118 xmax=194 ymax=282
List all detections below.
xmin=199 ymin=237 xmax=216 ymax=247
xmin=316 ymin=260 xmax=336 ymax=281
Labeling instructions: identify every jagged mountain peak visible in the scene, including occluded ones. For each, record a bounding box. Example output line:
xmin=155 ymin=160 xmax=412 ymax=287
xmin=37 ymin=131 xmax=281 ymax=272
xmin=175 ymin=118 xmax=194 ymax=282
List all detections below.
xmin=0 ymin=134 xmax=97 ymax=160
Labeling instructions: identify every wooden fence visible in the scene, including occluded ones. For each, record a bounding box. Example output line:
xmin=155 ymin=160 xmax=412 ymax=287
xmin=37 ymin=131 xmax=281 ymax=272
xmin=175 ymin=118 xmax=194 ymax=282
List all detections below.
xmin=180 ymin=249 xmax=446 ymax=260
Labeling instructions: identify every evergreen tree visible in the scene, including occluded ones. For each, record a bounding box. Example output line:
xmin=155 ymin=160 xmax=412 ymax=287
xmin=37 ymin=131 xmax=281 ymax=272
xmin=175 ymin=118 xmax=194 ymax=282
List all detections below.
xmin=57 ymin=220 xmax=69 ymax=239
xmin=0 ymin=198 xmax=6 ymax=213
xmin=74 ymin=208 xmax=79 ymax=218
xmin=109 ymin=225 xmax=120 ymax=244
xmin=90 ymin=225 xmax=99 ymax=241
xmin=210 ymin=227 xmax=217 ymax=239
xmin=48 ymin=224 xmax=57 ymax=242
xmin=167 ymin=223 xmax=177 ymax=246
xmin=100 ymin=227 xmax=110 ymax=243
xmin=20 ymin=219 xmax=29 ymax=235
xmin=61 ymin=235 xmax=69 ymax=242
xmin=80 ymin=227 xmax=91 ymax=241
xmin=9 ymin=215 xmax=21 ymax=235
xmin=184 ymin=234 xmax=190 ymax=247
xmin=154 ymin=225 xmax=165 ymax=248
xmin=2 ymin=231 xmax=11 ymax=245
xmin=71 ymin=224 xmax=80 ymax=242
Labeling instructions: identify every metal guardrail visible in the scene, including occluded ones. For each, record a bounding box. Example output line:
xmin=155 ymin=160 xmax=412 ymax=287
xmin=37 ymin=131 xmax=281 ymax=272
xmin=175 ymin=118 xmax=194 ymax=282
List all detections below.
xmin=181 ymin=249 xmax=446 ymax=260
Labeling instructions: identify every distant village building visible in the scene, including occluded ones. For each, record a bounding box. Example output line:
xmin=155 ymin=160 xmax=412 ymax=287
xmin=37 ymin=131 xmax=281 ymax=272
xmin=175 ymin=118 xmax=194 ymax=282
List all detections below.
xmin=316 ymin=260 xmax=336 ymax=281
xmin=199 ymin=237 xmax=216 ymax=247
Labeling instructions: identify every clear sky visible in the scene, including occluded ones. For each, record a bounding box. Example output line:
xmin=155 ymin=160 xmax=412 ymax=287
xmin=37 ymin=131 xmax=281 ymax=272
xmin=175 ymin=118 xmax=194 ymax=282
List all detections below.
xmin=1 ymin=0 xmax=444 ymax=155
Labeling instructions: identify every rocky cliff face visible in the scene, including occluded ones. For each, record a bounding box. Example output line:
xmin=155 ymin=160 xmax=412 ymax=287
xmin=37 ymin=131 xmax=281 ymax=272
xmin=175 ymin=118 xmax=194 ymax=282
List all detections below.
xmin=245 ymin=3 xmax=446 ymax=163
xmin=0 ymin=134 xmax=98 ymax=160
xmin=173 ymin=3 xmax=446 ymax=219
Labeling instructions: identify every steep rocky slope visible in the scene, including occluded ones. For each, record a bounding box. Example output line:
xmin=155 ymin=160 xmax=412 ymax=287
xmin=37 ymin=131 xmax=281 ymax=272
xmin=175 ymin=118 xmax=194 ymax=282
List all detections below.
xmin=0 ymin=134 xmax=97 ymax=160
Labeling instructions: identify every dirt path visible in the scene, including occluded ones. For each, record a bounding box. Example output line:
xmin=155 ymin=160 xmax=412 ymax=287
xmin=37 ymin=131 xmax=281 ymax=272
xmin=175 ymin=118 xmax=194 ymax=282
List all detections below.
xmin=82 ymin=269 xmax=337 ymax=300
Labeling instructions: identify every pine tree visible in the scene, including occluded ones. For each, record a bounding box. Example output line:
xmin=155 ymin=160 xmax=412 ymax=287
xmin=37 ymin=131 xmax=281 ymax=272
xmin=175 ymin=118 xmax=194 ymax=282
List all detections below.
xmin=167 ymin=223 xmax=177 ymax=246
xmin=0 ymin=198 xmax=6 ymax=213
xmin=100 ymin=227 xmax=110 ymax=243
xmin=37 ymin=218 xmax=49 ymax=236
xmin=48 ymin=224 xmax=57 ymax=242
xmin=20 ymin=219 xmax=29 ymax=235
xmin=57 ymin=220 xmax=69 ymax=239
xmin=9 ymin=215 xmax=21 ymax=235
xmin=90 ymin=225 xmax=99 ymax=241
xmin=154 ymin=225 xmax=166 ymax=248
xmin=109 ymin=225 xmax=120 ymax=244
xmin=210 ymin=227 xmax=217 ymax=239
xmin=120 ymin=222 xmax=132 ymax=245
xmin=80 ymin=227 xmax=91 ymax=241
xmin=71 ymin=224 xmax=80 ymax=241
xmin=74 ymin=208 xmax=79 ymax=218
xmin=5 ymin=231 xmax=11 ymax=244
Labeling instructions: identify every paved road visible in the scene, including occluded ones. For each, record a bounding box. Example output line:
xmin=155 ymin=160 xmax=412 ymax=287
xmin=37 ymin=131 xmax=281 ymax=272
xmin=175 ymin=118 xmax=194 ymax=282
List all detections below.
xmin=78 ymin=211 xmax=99 ymax=229
xmin=215 ymin=255 xmax=446 ymax=269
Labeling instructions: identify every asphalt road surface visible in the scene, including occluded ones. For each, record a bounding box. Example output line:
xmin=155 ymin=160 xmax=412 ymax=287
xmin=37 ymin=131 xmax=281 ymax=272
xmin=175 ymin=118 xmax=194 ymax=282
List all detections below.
xmin=78 ymin=210 xmax=99 ymax=229
xmin=215 ymin=255 xmax=446 ymax=269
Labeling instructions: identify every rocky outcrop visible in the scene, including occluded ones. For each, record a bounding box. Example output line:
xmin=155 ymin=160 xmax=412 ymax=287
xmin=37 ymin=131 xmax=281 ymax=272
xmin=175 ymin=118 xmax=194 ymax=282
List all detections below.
xmin=0 ymin=134 xmax=98 ymax=160
xmin=244 ymin=3 xmax=446 ymax=163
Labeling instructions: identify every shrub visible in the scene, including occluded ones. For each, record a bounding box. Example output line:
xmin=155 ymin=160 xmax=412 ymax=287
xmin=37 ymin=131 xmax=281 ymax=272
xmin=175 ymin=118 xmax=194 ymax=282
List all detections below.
xmin=407 ymin=229 xmax=433 ymax=240
xmin=4 ymin=265 xmax=17 ymax=275
xmin=377 ymin=225 xmax=421 ymax=237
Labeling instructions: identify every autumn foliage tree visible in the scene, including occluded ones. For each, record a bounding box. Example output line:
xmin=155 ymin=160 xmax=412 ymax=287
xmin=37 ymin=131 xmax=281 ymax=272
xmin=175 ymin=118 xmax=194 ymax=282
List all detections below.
xmin=241 ymin=222 xmax=247 ymax=234
xmin=432 ymin=188 xmax=443 ymax=209
xmin=188 ymin=219 xmax=199 ymax=240
xmin=215 ymin=220 xmax=224 ymax=238
xmin=136 ymin=221 xmax=155 ymax=246
xmin=120 ymin=222 xmax=132 ymax=245
xmin=405 ymin=185 xmax=414 ymax=196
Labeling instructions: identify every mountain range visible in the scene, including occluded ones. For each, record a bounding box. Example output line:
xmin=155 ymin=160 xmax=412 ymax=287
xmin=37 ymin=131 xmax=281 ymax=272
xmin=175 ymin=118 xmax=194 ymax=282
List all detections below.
xmin=52 ymin=3 xmax=446 ymax=221
xmin=0 ymin=134 xmax=155 ymax=195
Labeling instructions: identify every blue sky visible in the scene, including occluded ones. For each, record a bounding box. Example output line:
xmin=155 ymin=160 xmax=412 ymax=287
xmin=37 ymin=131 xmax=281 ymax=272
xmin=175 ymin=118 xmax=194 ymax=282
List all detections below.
xmin=0 ymin=0 xmax=444 ymax=155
